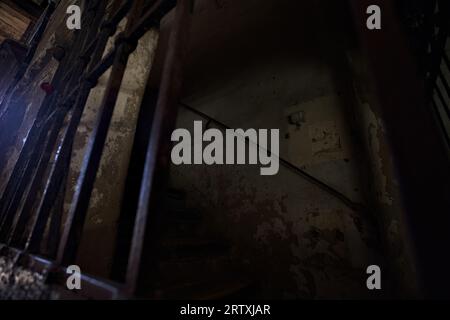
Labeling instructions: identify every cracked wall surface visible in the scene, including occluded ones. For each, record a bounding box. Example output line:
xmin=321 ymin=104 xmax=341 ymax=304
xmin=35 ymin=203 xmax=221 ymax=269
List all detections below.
xmin=168 ymin=0 xmax=386 ymax=299
xmin=346 ymin=50 xmax=419 ymax=297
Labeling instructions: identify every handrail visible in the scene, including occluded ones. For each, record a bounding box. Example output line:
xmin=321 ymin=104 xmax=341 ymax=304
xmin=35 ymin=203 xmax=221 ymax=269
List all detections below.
xmin=179 ymin=102 xmax=363 ymax=211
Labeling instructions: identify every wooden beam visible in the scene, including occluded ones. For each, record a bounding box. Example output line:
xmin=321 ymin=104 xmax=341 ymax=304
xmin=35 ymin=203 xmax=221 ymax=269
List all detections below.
xmin=1 ymin=0 xmax=44 ymax=21
xmin=0 ymin=2 xmax=32 ymax=41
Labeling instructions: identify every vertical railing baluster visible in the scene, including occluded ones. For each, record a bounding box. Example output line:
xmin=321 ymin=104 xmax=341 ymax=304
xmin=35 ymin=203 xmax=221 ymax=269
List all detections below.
xmin=0 ymin=0 xmax=190 ymax=298
xmin=0 ymin=0 xmax=103 ymax=243
xmin=0 ymin=1 xmax=96 ymax=221
xmin=23 ymin=0 xmax=129 ymax=254
xmin=55 ymin=0 xmax=149 ymax=267
xmin=111 ymin=88 xmax=159 ymax=282
xmin=125 ymin=0 xmax=192 ymax=295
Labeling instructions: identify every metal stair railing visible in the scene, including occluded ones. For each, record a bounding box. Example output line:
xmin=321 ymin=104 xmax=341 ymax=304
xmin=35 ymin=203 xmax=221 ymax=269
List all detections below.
xmin=0 ymin=0 xmax=193 ymax=299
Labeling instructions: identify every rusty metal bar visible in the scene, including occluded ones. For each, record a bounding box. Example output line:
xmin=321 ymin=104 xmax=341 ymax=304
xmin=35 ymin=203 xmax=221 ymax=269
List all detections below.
xmin=83 ymin=0 xmax=133 ymax=57
xmin=0 ymin=0 xmax=190 ymax=299
xmin=22 ymin=0 xmax=128 ymax=253
xmin=0 ymin=0 xmax=106 ymax=247
xmin=109 ymin=2 xmax=178 ymax=284
xmin=127 ymin=0 xmax=176 ymax=44
xmin=0 ymin=1 xmax=99 ymax=219
xmin=111 ymin=89 xmax=159 ymax=282
xmin=14 ymin=0 xmax=165 ymax=256
xmin=125 ymin=0 xmax=192 ymax=295
xmin=25 ymin=48 xmax=110 ymax=254
xmin=55 ymin=0 xmax=151 ymax=267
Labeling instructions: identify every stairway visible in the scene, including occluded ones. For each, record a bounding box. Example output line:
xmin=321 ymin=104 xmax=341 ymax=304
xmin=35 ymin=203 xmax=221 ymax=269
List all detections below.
xmin=146 ymin=188 xmax=257 ymax=300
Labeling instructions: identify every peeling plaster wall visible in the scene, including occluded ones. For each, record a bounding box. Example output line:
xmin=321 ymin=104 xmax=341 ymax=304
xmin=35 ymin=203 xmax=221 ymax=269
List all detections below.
xmin=171 ymin=115 xmax=381 ymax=299
xmin=169 ymin=0 xmax=385 ymax=298
xmin=346 ymin=51 xmax=419 ymax=297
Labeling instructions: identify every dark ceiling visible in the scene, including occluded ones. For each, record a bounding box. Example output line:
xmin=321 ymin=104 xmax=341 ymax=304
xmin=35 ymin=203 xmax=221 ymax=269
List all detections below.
xmin=0 ymin=0 xmax=47 ymax=42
